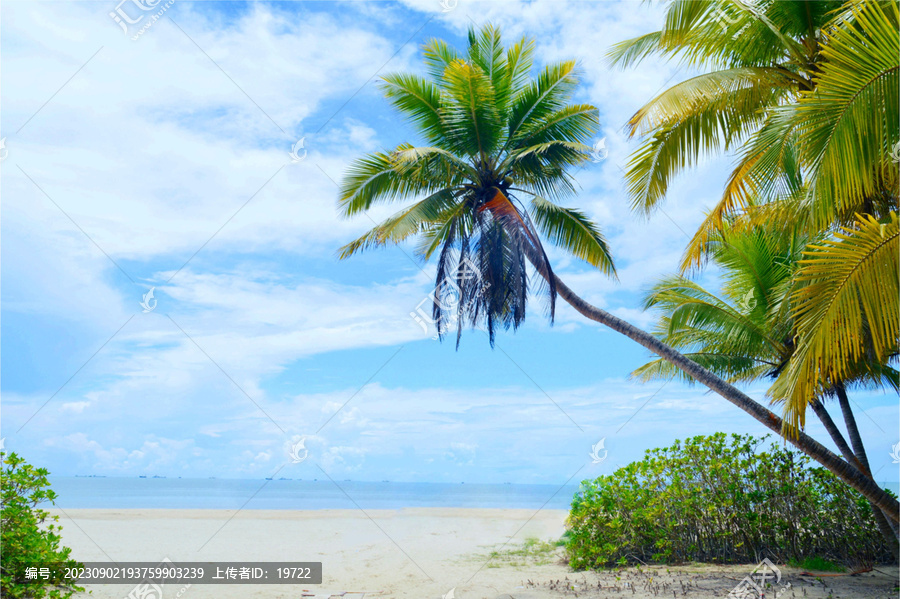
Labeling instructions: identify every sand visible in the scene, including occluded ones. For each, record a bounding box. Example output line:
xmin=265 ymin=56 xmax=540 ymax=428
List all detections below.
xmin=49 ymin=508 xmax=898 ymax=599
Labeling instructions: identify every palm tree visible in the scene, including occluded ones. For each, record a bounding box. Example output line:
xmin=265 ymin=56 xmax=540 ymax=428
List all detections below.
xmin=336 ymin=24 xmax=899 ymax=521
xmin=607 ymin=0 xmax=846 ymax=260
xmin=613 ymin=0 xmax=897 ymax=476
xmin=632 ymin=221 xmax=899 ymax=554
xmin=758 ymin=1 xmax=899 ymax=431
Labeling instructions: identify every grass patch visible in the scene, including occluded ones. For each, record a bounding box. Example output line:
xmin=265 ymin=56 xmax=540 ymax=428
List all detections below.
xmin=477 ymin=537 xmax=562 ymax=568
xmin=787 ymin=556 xmax=845 ymax=572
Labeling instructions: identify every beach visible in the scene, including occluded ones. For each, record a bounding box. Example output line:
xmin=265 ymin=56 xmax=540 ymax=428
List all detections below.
xmin=51 ymin=508 xmax=898 ymax=599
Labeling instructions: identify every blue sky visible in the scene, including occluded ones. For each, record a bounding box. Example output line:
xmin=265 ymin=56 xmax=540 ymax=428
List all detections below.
xmin=2 ymin=0 xmax=897 ymax=485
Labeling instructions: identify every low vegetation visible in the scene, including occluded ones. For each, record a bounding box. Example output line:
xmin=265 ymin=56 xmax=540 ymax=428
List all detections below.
xmin=565 ymin=434 xmax=893 ymax=569
xmin=787 ymin=556 xmax=845 ymax=573
xmin=1 ymin=452 xmax=83 ymax=599
xmin=471 ymin=537 xmax=564 ymax=568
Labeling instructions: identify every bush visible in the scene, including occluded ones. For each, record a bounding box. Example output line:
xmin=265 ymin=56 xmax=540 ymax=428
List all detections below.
xmin=1 ymin=452 xmax=84 ymax=598
xmin=787 ymin=556 xmax=844 ymax=572
xmin=565 ymin=433 xmax=893 ymax=568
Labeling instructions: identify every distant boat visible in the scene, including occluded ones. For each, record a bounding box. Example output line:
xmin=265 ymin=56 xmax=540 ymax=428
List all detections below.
xmin=278 ymin=477 xmax=290 ymax=480
xmin=208 ymin=477 xmax=216 ymax=479
xmin=382 ymin=480 xmax=390 ymax=483
xmin=152 ymin=475 xmax=165 ymax=479
xmin=139 ymin=475 xmax=147 ymax=479
xmin=265 ymin=477 xmax=273 ymax=480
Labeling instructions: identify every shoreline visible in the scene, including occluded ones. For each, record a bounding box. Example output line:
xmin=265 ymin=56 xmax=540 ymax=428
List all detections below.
xmin=48 ymin=506 xmax=572 ymax=516
xmin=48 ymin=509 xmax=898 ymax=599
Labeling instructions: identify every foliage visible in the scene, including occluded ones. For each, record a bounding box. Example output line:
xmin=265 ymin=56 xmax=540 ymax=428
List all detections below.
xmin=771 ymin=213 xmax=899 ymax=430
xmin=632 ymin=221 xmax=800 ymax=386
xmin=633 ymin=220 xmax=898 ymax=429
xmin=338 ymin=24 xmax=616 ymax=346
xmin=609 ymin=0 xmax=843 ymax=220
xmin=565 ymin=434 xmax=893 ymax=568
xmin=787 ymin=556 xmax=845 ymax=573
xmin=614 ymin=0 xmax=900 ymax=435
xmin=1 ymin=453 xmax=84 ymax=599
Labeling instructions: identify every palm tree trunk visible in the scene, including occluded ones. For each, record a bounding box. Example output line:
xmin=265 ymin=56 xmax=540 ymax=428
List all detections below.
xmin=835 ymin=383 xmax=900 ymax=538
xmin=810 ymin=399 xmax=859 ymax=468
xmin=524 ymin=250 xmax=900 ymax=522
xmin=810 ymin=398 xmax=899 ymax=559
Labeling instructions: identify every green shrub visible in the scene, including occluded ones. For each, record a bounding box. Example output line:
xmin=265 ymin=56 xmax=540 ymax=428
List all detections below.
xmin=1 ymin=452 xmax=84 ymax=598
xmin=787 ymin=556 xmax=845 ymax=572
xmin=565 ymin=433 xmax=893 ymax=568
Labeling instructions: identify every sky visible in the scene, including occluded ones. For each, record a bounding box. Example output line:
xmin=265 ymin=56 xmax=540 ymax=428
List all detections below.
xmin=2 ymin=0 xmax=897 ymax=485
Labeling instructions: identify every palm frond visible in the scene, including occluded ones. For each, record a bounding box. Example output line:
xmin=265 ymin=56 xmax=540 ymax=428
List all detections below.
xmin=529 ymin=196 xmax=616 ymax=275
xmin=506 ymin=60 xmax=580 ymax=145
xmin=422 ymin=37 xmax=459 ymax=80
xmin=627 ymin=67 xmax=794 ymax=138
xmin=772 ymin=212 xmax=900 ymax=432
xmin=624 ymin=72 xmax=789 ymax=213
xmin=380 ymin=73 xmax=447 ymax=145
xmin=338 ymin=147 xmax=444 ymax=216
xmin=508 ymin=104 xmax=599 ymax=151
xmin=632 ymin=353 xmax=772 ymax=384
xmin=441 ymin=59 xmax=503 ymax=161
xmin=794 ymin=0 xmax=900 ymax=230
xmin=338 ymin=189 xmax=461 ymax=259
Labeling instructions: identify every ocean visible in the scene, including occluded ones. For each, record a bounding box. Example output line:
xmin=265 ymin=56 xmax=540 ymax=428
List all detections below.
xmin=48 ymin=478 xmax=583 ymax=510
xmin=46 ymin=477 xmax=900 ymax=510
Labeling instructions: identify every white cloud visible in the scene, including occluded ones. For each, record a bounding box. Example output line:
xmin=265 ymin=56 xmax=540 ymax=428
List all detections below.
xmin=2 ymin=1 xmax=417 ymax=264
xmin=60 ymin=401 xmax=91 ymax=413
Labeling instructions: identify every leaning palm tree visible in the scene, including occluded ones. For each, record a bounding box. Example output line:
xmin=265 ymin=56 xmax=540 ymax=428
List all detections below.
xmin=336 ymin=24 xmax=899 ymax=521
xmin=633 ymin=221 xmax=899 ymax=553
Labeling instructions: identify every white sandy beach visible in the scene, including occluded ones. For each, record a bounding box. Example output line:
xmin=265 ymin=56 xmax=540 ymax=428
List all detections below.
xmin=51 ymin=509 xmax=898 ymax=599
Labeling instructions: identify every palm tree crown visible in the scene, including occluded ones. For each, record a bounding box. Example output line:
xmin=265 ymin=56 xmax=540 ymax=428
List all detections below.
xmin=338 ymin=25 xmax=616 ymax=345
xmin=634 ymin=222 xmax=897 ymax=413
xmin=633 ymin=222 xmax=800 ymax=386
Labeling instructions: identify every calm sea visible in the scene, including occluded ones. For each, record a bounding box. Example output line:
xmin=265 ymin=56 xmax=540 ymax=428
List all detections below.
xmin=48 ymin=478 xmax=582 ymax=510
